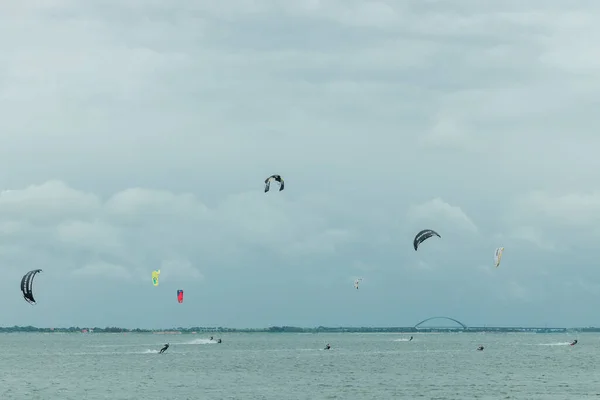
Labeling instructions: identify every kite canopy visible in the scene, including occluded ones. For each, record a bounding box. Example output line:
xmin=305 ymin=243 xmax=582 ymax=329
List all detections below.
xmin=152 ymin=269 xmax=160 ymax=286
xmin=494 ymin=247 xmax=504 ymax=268
xmin=413 ymin=229 xmax=441 ymax=251
xmin=264 ymin=174 xmax=284 ymax=193
xmin=177 ymin=290 xmax=184 ymax=303
xmin=21 ymin=269 xmax=42 ymax=305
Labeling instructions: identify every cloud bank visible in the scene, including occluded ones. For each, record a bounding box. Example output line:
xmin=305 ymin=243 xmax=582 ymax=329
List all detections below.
xmin=0 ymin=0 xmax=598 ymax=328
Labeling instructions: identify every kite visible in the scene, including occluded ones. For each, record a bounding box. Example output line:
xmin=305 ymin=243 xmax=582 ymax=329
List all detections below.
xmin=152 ymin=270 xmax=160 ymax=286
xmin=494 ymin=247 xmax=504 ymax=268
xmin=21 ymin=269 xmax=42 ymax=305
xmin=264 ymin=175 xmax=284 ymax=193
xmin=413 ymin=229 xmax=441 ymax=251
xmin=354 ymin=278 xmax=362 ymax=290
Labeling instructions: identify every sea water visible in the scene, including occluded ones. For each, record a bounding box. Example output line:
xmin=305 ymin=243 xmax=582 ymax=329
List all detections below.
xmin=1 ymin=331 xmax=597 ymax=399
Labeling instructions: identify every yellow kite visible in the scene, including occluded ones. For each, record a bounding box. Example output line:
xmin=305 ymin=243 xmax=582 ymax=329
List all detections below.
xmin=152 ymin=269 xmax=160 ymax=286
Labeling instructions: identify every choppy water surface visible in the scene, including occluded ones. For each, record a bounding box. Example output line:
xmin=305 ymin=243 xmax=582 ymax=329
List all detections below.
xmin=2 ymin=332 xmax=598 ymax=399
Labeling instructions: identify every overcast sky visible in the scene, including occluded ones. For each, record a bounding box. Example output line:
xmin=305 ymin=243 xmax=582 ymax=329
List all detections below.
xmin=0 ymin=0 xmax=598 ymax=329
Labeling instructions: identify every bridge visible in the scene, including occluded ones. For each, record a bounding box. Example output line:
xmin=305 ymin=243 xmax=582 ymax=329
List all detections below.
xmin=414 ymin=316 xmax=467 ymax=330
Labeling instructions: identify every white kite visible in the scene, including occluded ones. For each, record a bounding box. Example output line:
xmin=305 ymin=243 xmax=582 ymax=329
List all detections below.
xmin=494 ymin=247 xmax=504 ymax=268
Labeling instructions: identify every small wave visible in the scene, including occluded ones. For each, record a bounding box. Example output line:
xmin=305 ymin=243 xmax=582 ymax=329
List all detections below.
xmin=179 ymin=338 xmax=215 ymax=345
xmin=269 ymin=348 xmax=317 ymax=352
xmin=536 ymin=342 xmax=571 ymax=346
xmin=124 ymin=349 xmax=186 ymax=355
xmin=70 ymin=350 xmax=161 ymax=355
xmin=89 ymin=344 xmax=158 ymax=348
xmin=393 ymin=338 xmax=411 ymax=342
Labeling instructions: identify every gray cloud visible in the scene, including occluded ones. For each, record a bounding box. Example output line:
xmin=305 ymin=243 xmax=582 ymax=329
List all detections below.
xmin=0 ymin=0 xmax=598 ymax=328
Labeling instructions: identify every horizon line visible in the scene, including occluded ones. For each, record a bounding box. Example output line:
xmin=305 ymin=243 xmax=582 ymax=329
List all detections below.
xmin=0 ymin=324 xmax=596 ymax=330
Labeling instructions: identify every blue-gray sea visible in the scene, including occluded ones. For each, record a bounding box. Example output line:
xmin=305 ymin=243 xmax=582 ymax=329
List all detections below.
xmin=1 ymin=332 xmax=597 ymax=399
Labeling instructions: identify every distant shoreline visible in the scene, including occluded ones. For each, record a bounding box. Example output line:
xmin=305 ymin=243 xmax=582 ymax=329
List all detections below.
xmin=0 ymin=326 xmax=597 ymax=333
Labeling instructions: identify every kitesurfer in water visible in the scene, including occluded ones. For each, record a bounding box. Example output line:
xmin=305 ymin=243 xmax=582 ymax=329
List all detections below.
xmin=570 ymin=340 xmax=578 ymax=346
xmin=217 ymin=338 xmax=222 ymax=343
xmin=477 ymin=345 xmax=484 ymax=351
xmin=210 ymin=336 xmax=214 ymax=341
xmin=324 ymin=344 xmax=331 ymax=350
xmin=409 ymin=336 xmax=413 ymax=341
xmin=159 ymin=343 xmax=169 ymax=354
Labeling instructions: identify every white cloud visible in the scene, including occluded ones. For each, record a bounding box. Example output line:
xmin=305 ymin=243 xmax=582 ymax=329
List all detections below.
xmin=0 ymin=181 xmax=101 ymax=223
xmin=411 ymin=260 xmax=434 ymax=271
xmin=407 ymin=198 xmax=478 ymax=233
xmin=509 ymin=226 xmax=555 ymax=251
xmin=104 ymin=188 xmax=209 ymax=222
xmin=57 ymin=219 xmax=122 ymax=252
xmin=514 ymin=191 xmax=600 ymax=227
xmin=507 ymin=281 xmax=532 ymax=302
xmin=73 ymin=261 xmax=133 ymax=280
xmin=0 ymin=180 xmax=364 ymax=282
xmin=571 ymin=278 xmax=600 ymax=296
xmin=159 ymin=259 xmax=203 ymax=282
xmin=283 ymin=228 xmax=358 ymax=256
xmin=350 ymin=260 xmax=379 ymax=273
xmin=420 ymin=112 xmax=472 ymax=150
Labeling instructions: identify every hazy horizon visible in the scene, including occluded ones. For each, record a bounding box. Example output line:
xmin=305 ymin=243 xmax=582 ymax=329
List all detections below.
xmin=1 ymin=1 xmax=599 ymax=329
xmin=0 ymin=322 xmax=588 ymax=330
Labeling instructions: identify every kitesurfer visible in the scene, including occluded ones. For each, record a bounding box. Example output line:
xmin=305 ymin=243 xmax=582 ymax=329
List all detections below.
xmin=477 ymin=345 xmax=484 ymax=351
xmin=570 ymin=340 xmax=578 ymax=346
xmin=324 ymin=344 xmax=331 ymax=350
xmin=159 ymin=343 xmax=169 ymax=354
xmin=210 ymin=336 xmax=214 ymax=341
xmin=217 ymin=338 xmax=222 ymax=343
xmin=409 ymin=336 xmax=413 ymax=341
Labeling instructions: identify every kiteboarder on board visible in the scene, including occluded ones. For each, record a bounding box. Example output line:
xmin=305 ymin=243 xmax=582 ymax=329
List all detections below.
xmin=477 ymin=345 xmax=484 ymax=351
xmin=570 ymin=340 xmax=578 ymax=346
xmin=159 ymin=343 xmax=169 ymax=354
xmin=409 ymin=336 xmax=413 ymax=341
xmin=324 ymin=344 xmax=331 ymax=350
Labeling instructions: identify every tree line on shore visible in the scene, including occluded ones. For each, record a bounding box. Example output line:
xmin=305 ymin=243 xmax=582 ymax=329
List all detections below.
xmin=0 ymin=325 xmax=595 ymax=333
